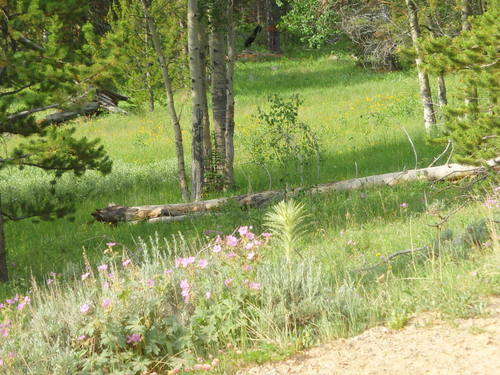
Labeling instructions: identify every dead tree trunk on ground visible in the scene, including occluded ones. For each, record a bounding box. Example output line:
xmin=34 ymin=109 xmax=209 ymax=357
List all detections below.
xmin=92 ymin=160 xmax=499 ymax=223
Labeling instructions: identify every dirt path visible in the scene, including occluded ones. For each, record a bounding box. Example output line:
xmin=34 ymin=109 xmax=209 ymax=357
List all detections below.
xmin=240 ymin=299 xmax=500 ymax=375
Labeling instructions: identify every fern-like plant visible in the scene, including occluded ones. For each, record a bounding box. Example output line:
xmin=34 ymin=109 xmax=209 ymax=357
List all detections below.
xmin=264 ymin=200 xmax=310 ymax=262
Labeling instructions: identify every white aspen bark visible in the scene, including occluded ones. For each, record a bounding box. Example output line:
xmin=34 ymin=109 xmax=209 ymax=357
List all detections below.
xmin=188 ymin=0 xmax=206 ymax=200
xmin=0 ymin=201 xmax=8 ymax=282
xmin=141 ymin=0 xmax=190 ymax=201
xmin=197 ymin=24 xmax=212 ymax=163
xmin=405 ymin=0 xmax=436 ymax=132
xmin=225 ymin=0 xmax=236 ymax=189
xmin=209 ymin=10 xmax=227 ymax=177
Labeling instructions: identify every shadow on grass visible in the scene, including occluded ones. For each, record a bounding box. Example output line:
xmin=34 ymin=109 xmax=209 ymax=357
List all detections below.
xmin=235 ymin=58 xmax=399 ymax=97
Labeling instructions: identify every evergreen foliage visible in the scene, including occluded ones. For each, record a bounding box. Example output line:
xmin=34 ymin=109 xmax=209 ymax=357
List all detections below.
xmin=0 ymin=0 xmax=112 ymax=281
xmin=422 ymin=5 xmax=499 ymax=163
xmin=86 ymin=0 xmax=188 ymax=109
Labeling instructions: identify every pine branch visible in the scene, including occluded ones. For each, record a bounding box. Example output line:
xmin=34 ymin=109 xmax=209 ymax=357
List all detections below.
xmin=7 ymin=103 xmax=59 ymax=121
xmin=0 ymin=84 xmax=32 ymax=98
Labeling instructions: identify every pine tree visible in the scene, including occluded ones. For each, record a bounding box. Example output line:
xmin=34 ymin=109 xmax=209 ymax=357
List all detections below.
xmin=0 ymin=0 xmax=112 ymax=282
xmin=422 ymin=4 xmax=499 ymax=164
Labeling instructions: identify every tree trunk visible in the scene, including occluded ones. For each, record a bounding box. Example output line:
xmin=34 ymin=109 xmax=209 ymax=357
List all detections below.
xmin=198 ymin=23 xmax=212 ymax=163
xmin=437 ymin=72 xmax=448 ymax=107
xmin=266 ymin=0 xmax=281 ymax=53
xmin=209 ymin=20 xmax=228 ymax=177
xmin=405 ymin=0 xmax=436 ymax=132
xmin=188 ymin=0 xmax=206 ymax=201
xmin=92 ymin=160 xmax=499 ymax=223
xmin=0 ymin=202 xmax=8 ymax=282
xmin=425 ymin=15 xmax=448 ymax=108
xmin=225 ymin=0 xmax=236 ymax=189
xmin=141 ymin=0 xmax=190 ymax=202
xmin=144 ymin=22 xmax=155 ymax=112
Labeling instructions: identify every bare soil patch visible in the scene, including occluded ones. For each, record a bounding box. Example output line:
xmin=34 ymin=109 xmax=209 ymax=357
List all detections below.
xmin=240 ymin=298 xmax=500 ymax=375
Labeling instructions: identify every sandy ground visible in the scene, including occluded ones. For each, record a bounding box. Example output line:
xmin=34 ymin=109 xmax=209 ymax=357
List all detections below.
xmin=239 ymin=298 xmax=500 ymax=375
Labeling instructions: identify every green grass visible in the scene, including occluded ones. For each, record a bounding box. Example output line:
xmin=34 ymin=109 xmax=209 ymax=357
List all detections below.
xmin=2 ymin=52 xmax=451 ymax=292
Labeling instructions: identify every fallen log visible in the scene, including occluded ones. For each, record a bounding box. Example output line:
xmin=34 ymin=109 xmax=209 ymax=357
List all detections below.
xmin=91 ymin=160 xmax=499 ymax=224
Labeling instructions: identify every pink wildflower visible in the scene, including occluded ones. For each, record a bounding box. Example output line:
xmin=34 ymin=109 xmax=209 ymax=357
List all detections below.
xmin=400 ymin=202 xmax=408 ymax=208
xmin=80 ymin=303 xmax=90 ymax=314
xmin=76 ymin=335 xmax=86 ymax=341
xmin=122 ymin=259 xmax=132 ymax=267
xmin=242 ymin=264 xmax=253 ymax=272
xmin=205 ymin=291 xmax=212 ymax=299
xmin=0 ymin=359 xmax=3 ymax=366
xmin=245 ymin=232 xmax=255 ymax=240
xmin=97 ymin=264 xmax=108 ymax=272
xmin=225 ymin=235 xmax=238 ymax=247
xmin=244 ymin=242 xmax=254 ymax=250
xmin=102 ymin=299 xmax=112 ymax=309
xmin=180 ymin=279 xmax=191 ymax=303
xmin=212 ymin=244 xmax=222 ymax=253
xmin=224 ymin=278 xmax=233 ymax=287
xmin=81 ymin=272 xmax=91 ymax=280
xmin=226 ymin=251 xmax=237 ymax=259
xmin=198 ymin=259 xmax=209 ymax=269
xmin=484 ymin=198 xmax=499 ymax=209
xmin=126 ymin=333 xmax=142 ymax=344
xmin=164 ymin=269 xmax=173 ymax=275
xmin=247 ymin=252 xmax=256 ymax=261
xmin=175 ymin=256 xmax=196 ymax=268
xmin=193 ymin=364 xmax=211 ymax=371
xmin=262 ymin=232 xmax=272 ymax=238
xmin=146 ymin=279 xmax=155 ymax=287
xmin=47 ymin=279 xmax=54 ymax=285
xmin=106 ymin=242 xmax=116 ymax=247
xmin=238 ymin=226 xmax=249 ymax=236
xmin=249 ymin=282 xmax=261 ymax=290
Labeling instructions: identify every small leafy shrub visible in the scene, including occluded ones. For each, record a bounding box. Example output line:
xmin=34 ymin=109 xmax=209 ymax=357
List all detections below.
xmin=249 ymin=94 xmax=321 ymax=186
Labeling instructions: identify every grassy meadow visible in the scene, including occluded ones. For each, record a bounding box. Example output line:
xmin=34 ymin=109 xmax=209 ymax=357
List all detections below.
xmin=1 ymin=50 xmax=498 ymax=373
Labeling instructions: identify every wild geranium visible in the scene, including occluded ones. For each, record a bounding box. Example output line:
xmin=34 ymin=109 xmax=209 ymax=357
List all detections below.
xmin=106 ymin=242 xmax=116 ymax=247
xmin=97 ymin=264 xmax=108 ymax=272
xmin=122 ymin=259 xmax=132 ymax=267
xmin=126 ymin=333 xmax=142 ymax=344
xmin=238 ymin=226 xmax=250 ymax=236
xmin=146 ymin=279 xmax=155 ymax=287
xmin=180 ymin=279 xmax=191 ymax=303
xmin=102 ymin=299 xmax=112 ymax=309
xmin=212 ymin=244 xmax=222 ymax=253
xmin=175 ymin=256 xmax=196 ymax=268
xmin=81 ymin=272 xmax=91 ymax=280
xmin=225 ymin=235 xmax=238 ymax=247
xmin=80 ymin=303 xmax=91 ymax=314
xmin=197 ymin=259 xmax=208 ymax=269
